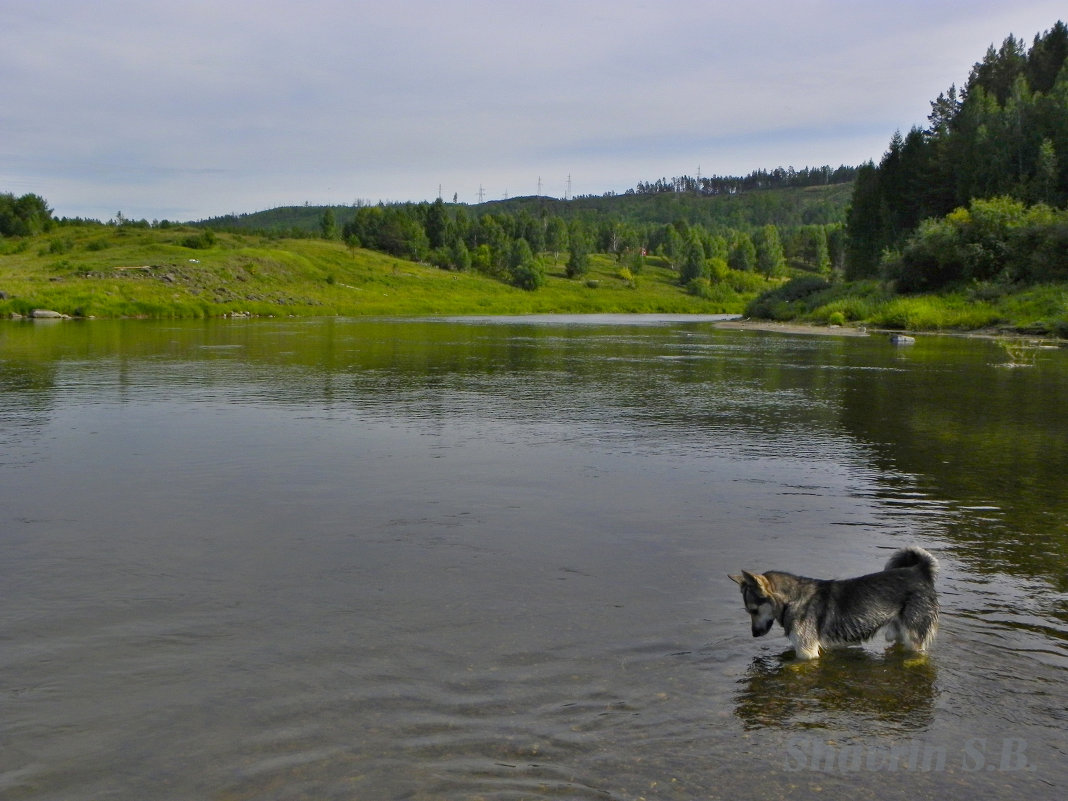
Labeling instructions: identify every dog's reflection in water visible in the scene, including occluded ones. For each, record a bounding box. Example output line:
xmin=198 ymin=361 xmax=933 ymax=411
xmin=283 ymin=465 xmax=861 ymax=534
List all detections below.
xmin=733 ymin=646 xmax=937 ymax=731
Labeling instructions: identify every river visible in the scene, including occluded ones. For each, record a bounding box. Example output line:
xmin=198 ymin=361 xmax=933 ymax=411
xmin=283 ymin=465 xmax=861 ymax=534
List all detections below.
xmin=1 ymin=315 xmax=1065 ymax=800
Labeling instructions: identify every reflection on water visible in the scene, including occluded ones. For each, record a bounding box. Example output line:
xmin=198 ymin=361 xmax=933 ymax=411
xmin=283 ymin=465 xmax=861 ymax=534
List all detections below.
xmin=1 ymin=316 xmax=1066 ymax=800
xmin=734 ymin=649 xmax=937 ymax=732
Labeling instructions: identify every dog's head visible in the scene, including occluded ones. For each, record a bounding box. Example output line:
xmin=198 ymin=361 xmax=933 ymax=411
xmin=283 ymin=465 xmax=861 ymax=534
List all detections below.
xmin=729 ymin=571 xmax=780 ymax=637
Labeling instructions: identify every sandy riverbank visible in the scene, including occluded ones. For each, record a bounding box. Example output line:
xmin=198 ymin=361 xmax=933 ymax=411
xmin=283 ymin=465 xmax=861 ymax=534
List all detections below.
xmin=710 ymin=319 xmax=872 ymax=337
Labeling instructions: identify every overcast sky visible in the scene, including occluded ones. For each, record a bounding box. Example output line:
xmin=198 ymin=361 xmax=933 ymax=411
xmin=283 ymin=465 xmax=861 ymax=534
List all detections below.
xmin=2 ymin=1 xmax=1064 ymax=221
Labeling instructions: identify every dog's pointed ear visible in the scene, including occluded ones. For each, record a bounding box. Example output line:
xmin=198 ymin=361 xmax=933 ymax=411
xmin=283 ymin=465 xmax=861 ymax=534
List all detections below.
xmin=729 ymin=571 xmax=761 ymax=586
xmin=746 ymin=571 xmax=775 ymax=595
xmin=732 ymin=570 xmax=774 ymax=594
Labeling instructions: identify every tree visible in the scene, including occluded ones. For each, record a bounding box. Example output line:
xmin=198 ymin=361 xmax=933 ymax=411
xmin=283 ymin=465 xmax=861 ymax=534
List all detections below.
xmin=662 ymin=224 xmax=683 ymax=269
xmin=424 ymin=198 xmax=449 ymax=249
xmin=474 ymin=215 xmax=509 ymax=274
xmin=449 ymin=238 xmax=472 ymax=271
xmin=566 ymin=223 xmax=591 ymax=278
xmin=375 ymin=207 xmax=429 ymax=261
xmin=1025 ymin=21 xmax=1068 ymax=94
xmin=1032 ymin=138 xmax=1059 ymax=204
xmin=679 ymin=231 xmax=707 ymax=284
xmin=515 ymin=209 xmax=544 ymax=253
xmin=826 ymin=225 xmax=847 ymax=276
xmin=0 ymin=192 xmax=53 ymax=236
xmin=472 ymin=244 xmax=493 ymax=273
xmin=628 ymin=247 xmax=646 ymax=275
xmin=509 ymin=237 xmax=534 ymax=271
xmin=843 ymin=25 xmax=1068 ymax=284
xmin=707 ymin=234 xmax=729 ymax=262
xmin=755 ymin=224 xmax=786 ymax=277
xmin=320 ymin=208 xmax=337 ymax=240
xmin=508 ymin=237 xmax=544 ymax=290
xmin=844 ymin=162 xmax=885 ymax=280
xmin=545 ymin=216 xmax=569 ymax=261
xmin=728 ymin=232 xmax=757 ymax=272
xmin=814 ymin=226 xmax=831 ymax=275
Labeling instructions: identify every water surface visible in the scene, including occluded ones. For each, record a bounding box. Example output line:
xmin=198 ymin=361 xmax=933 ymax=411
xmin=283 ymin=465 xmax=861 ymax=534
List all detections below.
xmin=2 ymin=316 xmax=1065 ymax=800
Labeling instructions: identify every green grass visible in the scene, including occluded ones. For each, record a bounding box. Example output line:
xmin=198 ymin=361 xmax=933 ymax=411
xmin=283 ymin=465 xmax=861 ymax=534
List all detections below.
xmin=0 ymin=225 xmax=772 ymax=319
xmin=746 ymin=276 xmax=1068 ymax=336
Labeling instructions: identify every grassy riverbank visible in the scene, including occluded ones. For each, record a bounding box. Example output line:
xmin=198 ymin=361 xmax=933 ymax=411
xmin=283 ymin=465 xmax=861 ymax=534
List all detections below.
xmin=5 ymin=225 xmax=1068 ymax=335
xmin=0 ymin=225 xmax=770 ymax=319
xmin=747 ymin=277 xmax=1068 ymax=338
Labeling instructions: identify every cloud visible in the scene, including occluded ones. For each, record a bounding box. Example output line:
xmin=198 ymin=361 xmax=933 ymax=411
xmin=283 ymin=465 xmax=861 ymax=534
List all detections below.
xmin=2 ymin=0 xmax=1065 ymax=219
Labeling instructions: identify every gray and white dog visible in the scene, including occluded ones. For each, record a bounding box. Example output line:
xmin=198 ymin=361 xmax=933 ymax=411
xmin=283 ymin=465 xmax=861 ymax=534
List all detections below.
xmin=729 ymin=546 xmax=939 ymax=660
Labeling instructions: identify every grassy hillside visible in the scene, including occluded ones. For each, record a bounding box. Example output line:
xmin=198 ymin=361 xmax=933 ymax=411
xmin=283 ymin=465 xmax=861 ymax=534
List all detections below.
xmin=0 ymin=224 xmax=776 ymax=319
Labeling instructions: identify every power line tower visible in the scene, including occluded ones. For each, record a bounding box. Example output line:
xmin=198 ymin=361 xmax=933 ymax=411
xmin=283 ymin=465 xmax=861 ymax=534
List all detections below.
xmin=477 ymin=184 xmax=485 ymax=204
xmin=537 ymin=176 xmax=542 ymax=196
xmin=565 ymin=173 xmax=572 ymax=201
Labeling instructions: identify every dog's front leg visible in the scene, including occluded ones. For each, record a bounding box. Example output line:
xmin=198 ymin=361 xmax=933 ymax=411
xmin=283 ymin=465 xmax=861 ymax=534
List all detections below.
xmin=789 ymin=627 xmax=821 ymax=660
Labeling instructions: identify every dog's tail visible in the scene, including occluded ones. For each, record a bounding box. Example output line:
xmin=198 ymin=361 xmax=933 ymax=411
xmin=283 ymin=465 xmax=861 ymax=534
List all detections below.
xmin=885 ymin=546 xmax=939 ymax=581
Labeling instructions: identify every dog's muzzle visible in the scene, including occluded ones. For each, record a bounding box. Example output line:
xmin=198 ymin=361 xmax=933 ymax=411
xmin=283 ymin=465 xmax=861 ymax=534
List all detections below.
xmin=751 ymin=619 xmax=774 ymax=637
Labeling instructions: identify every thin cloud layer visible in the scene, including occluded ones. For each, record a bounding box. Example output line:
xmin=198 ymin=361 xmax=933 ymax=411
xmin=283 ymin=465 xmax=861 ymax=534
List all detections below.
xmin=1 ymin=0 xmax=1064 ymax=220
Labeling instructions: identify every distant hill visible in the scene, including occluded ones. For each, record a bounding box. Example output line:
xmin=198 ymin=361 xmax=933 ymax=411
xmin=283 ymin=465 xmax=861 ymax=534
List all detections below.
xmin=193 ymin=179 xmax=855 ymax=235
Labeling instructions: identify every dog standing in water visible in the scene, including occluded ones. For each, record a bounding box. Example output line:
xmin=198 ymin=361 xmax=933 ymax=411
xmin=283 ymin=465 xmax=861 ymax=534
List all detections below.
xmin=729 ymin=547 xmax=939 ymax=660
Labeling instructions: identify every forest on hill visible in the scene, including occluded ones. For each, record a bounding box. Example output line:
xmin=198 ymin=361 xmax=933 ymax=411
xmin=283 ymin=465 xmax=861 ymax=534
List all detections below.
xmin=743 ymin=20 xmax=1068 ymax=334
xmin=845 ymin=21 xmax=1068 ymax=290
xmin=189 ymin=168 xmax=854 ymax=295
xmin=195 ymin=166 xmax=855 ymax=237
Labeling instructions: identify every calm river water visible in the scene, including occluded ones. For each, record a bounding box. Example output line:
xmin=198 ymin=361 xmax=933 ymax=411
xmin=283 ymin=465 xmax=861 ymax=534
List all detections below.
xmin=2 ymin=315 xmax=1066 ymax=801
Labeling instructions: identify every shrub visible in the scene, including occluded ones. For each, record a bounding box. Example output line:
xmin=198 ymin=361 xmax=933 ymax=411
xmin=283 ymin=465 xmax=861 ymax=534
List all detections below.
xmin=182 ymin=230 xmax=216 ymax=249
xmin=686 ymin=277 xmax=713 ymax=299
xmin=746 ymin=275 xmax=831 ymax=319
xmin=510 ymin=262 xmax=545 ymax=291
xmin=48 ymin=237 xmax=73 ymax=254
xmin=889 ymin=198 xmax=1068 ymax=291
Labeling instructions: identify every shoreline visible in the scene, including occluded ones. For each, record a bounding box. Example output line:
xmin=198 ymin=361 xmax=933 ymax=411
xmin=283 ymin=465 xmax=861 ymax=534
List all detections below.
xmin=710 ymin=319 xmax=870 ymax=337
xmin=712 ymin=318 xmax=1066 ymax=343
xmin=5 ymin=311 xmax=1064 ymax=343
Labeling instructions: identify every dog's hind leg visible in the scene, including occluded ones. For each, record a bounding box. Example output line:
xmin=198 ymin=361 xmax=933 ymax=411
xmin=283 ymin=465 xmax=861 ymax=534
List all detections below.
xmin=896 ymin=599 xmax=939 ymax=652
xmin=884 ymin=619 xmax=902 ymax=645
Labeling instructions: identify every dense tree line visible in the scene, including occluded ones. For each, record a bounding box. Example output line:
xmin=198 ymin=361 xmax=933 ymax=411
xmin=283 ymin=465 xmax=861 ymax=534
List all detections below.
xmin=631 ymin=165 xmax=857 ymax=196
xmin=196 ymin=173 xmax=855 ymax=248
xmin=846 ymin=22 xmax=1068 ymax=286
